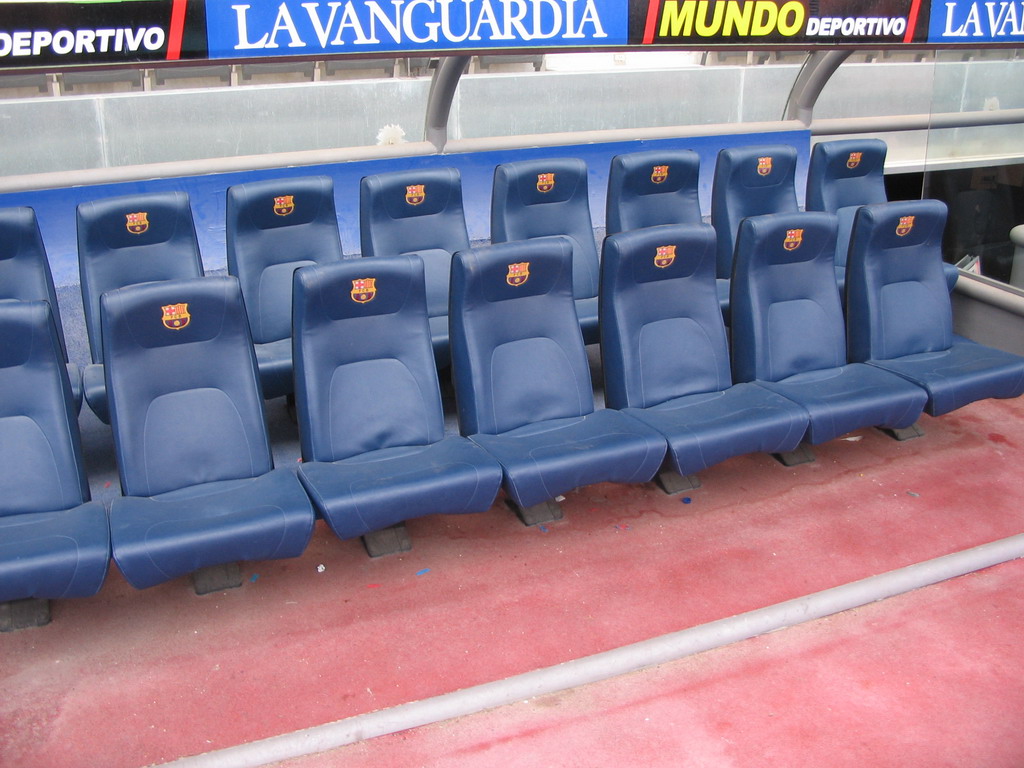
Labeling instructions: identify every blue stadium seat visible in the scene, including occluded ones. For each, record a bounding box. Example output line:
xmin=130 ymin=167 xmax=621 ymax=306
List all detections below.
xmin=292 ymin=255 xmax=502 ymax=555
xmin=600 ymin=224 xmax=808 ymax=491
xmin=78 ymin=190 xmax=204 ymax=423
xmin=605 ymin=149 xmax=702 ymax=235
xmin=807 ymin=140 xmax=958 ymax=293
xmin=450 ymin=237 xmax=666 ymax=524
xmin=102 ymin=276 xmax=315 ymax=591
xmin=0 ymin=301 xmax=108 ymax=628
xmin=730 ymin=212 xmax=928 ymax=456
xmin=226 ymin=175 xmax=345 ymax=400
xmin=0 ymin=206 xmax=81 ymax=411
xmin=711 ymin=144 xmax=800 ymax=282
xmin=846 ymin=200 xmax=1024 ymax=416
xmin=360 ymin=167 xmax=471 ymax=365
xmin=491 ymin=157 xmax=602 ymax=344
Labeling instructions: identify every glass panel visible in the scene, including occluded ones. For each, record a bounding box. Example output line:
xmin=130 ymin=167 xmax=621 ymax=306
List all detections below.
xmin=922 ymin=50 xmax=1024 ymax=285
xmin=453 ymin=52 xmax=806 ymax=139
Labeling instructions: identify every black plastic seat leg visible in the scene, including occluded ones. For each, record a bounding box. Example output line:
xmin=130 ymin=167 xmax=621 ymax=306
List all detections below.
xmin=0 ymin=598 xmax=52 ymax=632
xmin=362 ymin=523 xmax=413 ymax=558
xmin=654 ymin=468 xmax=702 ymax=495
xmin=880 ymin=422 xmax=925 ymax=441
xmin=192 ymin=562 xmax=244 ymax=595
xmin=773 ymin=443 xmax=817 ymax=467
xmin=507 ymin=498 xmax=564 ymax=526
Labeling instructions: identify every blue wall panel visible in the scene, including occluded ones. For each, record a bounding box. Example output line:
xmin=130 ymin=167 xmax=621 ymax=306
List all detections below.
xmin=1 ymin=129 xmax=810 ymax=287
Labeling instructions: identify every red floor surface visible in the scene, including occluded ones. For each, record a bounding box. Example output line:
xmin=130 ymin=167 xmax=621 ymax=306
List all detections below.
xmin=289 ymin=557 xmax=1024 ymax=768
xmin=1 ymin=396 xmax=1023 ymax=767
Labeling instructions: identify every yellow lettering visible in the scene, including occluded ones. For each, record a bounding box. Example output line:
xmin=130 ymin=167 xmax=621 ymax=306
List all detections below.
xmin=723 ymin=1 xmax=753 ymax=34
xmin=658 ymin=0 xmax=695 ymax=36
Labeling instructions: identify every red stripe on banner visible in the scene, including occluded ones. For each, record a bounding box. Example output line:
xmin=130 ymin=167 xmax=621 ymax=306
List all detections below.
xmin=903 ymin=0 xmax=923 ymax=43
xmin=166 ymin=0 xmax=188 ymax=60
xmin=642 ymin=0 xmax=662 ymax=44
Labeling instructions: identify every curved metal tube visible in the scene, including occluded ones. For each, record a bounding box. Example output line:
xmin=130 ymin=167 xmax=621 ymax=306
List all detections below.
xmin=160 ymin=533 xmax=1024 ymax=768
xmin=424 ymin=55 xmax=471 ymax=152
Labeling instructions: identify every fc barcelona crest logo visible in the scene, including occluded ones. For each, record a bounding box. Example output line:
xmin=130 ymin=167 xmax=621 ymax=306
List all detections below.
xmin=896 ymin=216 xmax=915 ymax=236
xmin=651 ymin=165 xmax=669 ymax=184
xmin=654 ymin=245 xmax=676 ymax=268
xmin=536 ymin=173 xmax=555 ymax=193
xmin=507 ymin=262 xmax=530 ymax=286
xmin=757 ymin=156 xmax=773 ymax=176
xmin=405 ymin=184 xmax=426 ymax=205
xmin=783 ymin=228 xmax=803 ymax=251
xmin=126 ymin=212 xmax=149 ymax=235
xmin=351 ymin=278 xmax=377 ymax=303
xmin=847 ymin=152 xmax=863 ymax=169
xmin=274 ymin=196 xmax=295 ymax=216
xmin=161 ymin=303 xmax=190 ymax=330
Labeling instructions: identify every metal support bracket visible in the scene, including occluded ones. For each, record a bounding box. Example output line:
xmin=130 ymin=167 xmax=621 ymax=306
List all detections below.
xmin=362 ymin=523 xmax=413 ymax=558
xmin=0 ymin=598 xmax=51 ymax=632
xmin=774 ymin=443 xmax=817 ymax=467
xmin=654 ymin=468 xmax=702 ymax=495
xmin=507 ymin=498 xmax=564 ymax=527
xmin=192 ymin=562 xmax=244 ymax=595
xmin=880 ymin=422 xmax=926 ymax=442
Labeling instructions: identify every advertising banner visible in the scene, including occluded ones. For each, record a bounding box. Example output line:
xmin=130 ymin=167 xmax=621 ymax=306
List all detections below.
xmin=1 ymin=0 xmax=1020 ymax=71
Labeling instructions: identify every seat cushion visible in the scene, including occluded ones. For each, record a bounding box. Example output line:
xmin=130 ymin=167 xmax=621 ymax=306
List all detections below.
xmin=868 ymin=339 xmax=1024 ymax=417
xmin=298 ymin=436 xmax=503 ymax=540
xmin=110 ymin=468 xmax=315 ymax=590
xmin=254 ymin=338 xmax=294 ymax=400
xmin=757 ymin=364 xmax=927 ymax=445
xmin=0 ymin=501 xmax=109 ymax=602
xmin=624 ymin=383 xmax=808 ymax=476
xmin=470 ymin=409 xmax=666 ymax=509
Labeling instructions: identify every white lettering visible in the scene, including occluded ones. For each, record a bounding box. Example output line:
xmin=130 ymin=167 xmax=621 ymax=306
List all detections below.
xmin=268 ymin=3 xmax=307 ymax=47
xmin=303 ymin=1 xmax=343 ymax=46
xmin=143 ymin=27 xmax=166 ymax=50
xmin=404 ymin=0 xmax=440 ymax=42
xmin=365 ymin=0 xmax=403 ymax=43
xmin=52 ymin=30 xmax=75 ymax=54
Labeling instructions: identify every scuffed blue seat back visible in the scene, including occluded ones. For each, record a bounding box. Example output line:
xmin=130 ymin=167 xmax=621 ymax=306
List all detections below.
xmin=102 ymin=276 xmax=314 ymax=589
xmin=293 ymin=255 xmax=501 ymax=541
xmin=0 ymin=206 xmax=81 ymax=409
xmin=711 ymin=145 xmax=799 ymax=280
xmin=226 ymin=175 xmax=344 ymax=399
xmin=450 ymin=238 xmax=665 ymax=511
xmin=359 ymin=167 xmax=471 ymax=363
xmin=600 ymin=224 xmax=806 ymax=478
xmin=0 ymin=301 xmax=108 ymax=604
xmin=77 ymin=190 xmax=204 ymax=422
xmin=846 ymin=200 xmax=1024 ymax=416
xmin=731 ymin=211 xmax=927 ymax=445
xmin=606 ymin=150 xmax=702 ymax=235
xmin=491 ymin=157 xmax=601 ymax=343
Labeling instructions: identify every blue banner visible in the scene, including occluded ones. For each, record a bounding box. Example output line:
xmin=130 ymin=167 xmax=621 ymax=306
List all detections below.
xmin=928 ymin=0 xmax=1024 ymax=42
xmin=204 ymin=0 xmax=629 ymax=57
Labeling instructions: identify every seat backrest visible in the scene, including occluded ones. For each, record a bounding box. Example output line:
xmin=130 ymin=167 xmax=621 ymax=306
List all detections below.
xmin=731 ymin=212 xmax=842 ymax=384
xmin=605 ymin=150 xmax=702 ymax=235
xmin=0 ymin=206 xmax=69 ymax=362
xmin=450 ymin=237 xmax=594 ymax=436
xmin=846 ymin=200 xmax=953 ymax=363
xmin=293 ymin=254 xmax=446 ymax=464
xmin=490 ymin=157 xmax=600 ymax=301
xmin=226 ymin=175 xmax=344 ymax=344
xmin=0 ymin=300 xmax=89 ymax=516
xmin=806 ymin=139 xmax=888 ymax=213
xmin=600 ymin=223 xmax=730 ymax=410
xmin=78 ymin=191 xmax=204 ymax=364
xmin=101 ymin=276 xmax=272 ymax=498
xmin=711 ymin=145 xmax=800 ymax=279
xmin=359 ymin=167 xmax=470 ymax=319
